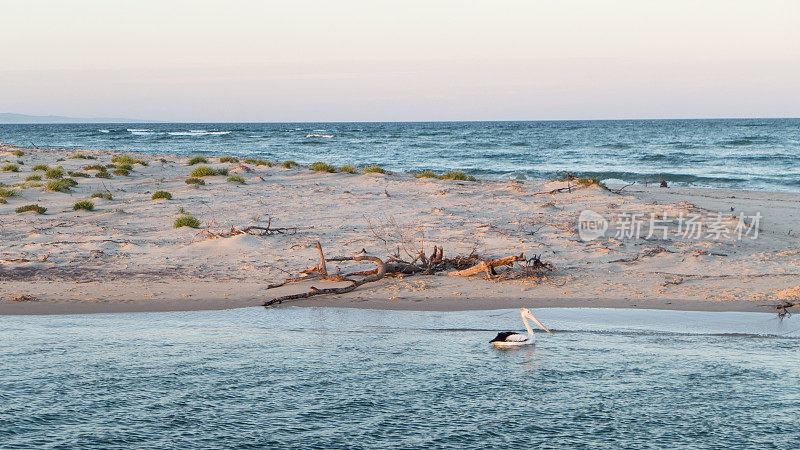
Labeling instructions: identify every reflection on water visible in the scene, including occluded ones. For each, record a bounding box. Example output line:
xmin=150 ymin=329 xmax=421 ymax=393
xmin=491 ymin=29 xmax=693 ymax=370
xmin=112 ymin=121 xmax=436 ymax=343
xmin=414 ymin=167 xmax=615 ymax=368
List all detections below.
xmin=1 ymin=307 xmax=798 ymax=448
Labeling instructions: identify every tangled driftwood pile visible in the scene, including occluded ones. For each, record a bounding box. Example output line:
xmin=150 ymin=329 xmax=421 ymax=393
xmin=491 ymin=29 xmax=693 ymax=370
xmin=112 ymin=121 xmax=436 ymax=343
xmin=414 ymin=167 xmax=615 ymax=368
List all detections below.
xmin=263 ymin=242 xmax=553 ymax=306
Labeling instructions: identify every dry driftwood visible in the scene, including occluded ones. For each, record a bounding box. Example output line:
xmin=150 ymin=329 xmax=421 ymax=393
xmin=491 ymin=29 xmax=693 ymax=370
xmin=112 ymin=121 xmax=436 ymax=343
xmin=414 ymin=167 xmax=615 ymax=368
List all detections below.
xmin=0 ymin=253 xmax=50 ymax=264
xmin=264 ymin=244 xmax=387 ymax=306
xmin=263 ymin=243 xmax=552 ymax=306
xmin=448 ymin=254 xmax=524 ymax=277
xmin=201 ymin=217 xmax=297 ymax=239
xmin=609 ymin=181 xmax=636 ymax=195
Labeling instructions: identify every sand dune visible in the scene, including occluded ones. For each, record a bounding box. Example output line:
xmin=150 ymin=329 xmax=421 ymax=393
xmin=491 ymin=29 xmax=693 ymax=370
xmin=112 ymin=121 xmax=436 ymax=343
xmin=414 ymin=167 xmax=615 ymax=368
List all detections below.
xmin=1 ymin=144 xmax=798 ymax=315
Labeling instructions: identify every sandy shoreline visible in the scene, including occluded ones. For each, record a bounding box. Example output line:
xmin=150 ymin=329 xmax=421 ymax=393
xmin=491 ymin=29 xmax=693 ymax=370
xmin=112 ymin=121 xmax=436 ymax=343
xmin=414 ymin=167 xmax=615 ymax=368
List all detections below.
xmin=1 ymin=144 xmax=799 ymax=316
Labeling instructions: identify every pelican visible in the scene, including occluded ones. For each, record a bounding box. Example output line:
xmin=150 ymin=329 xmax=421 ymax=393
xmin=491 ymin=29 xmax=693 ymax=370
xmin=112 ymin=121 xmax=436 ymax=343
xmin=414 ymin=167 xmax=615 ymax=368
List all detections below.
xmin=490 ymin=308 xmax=552 ymax=347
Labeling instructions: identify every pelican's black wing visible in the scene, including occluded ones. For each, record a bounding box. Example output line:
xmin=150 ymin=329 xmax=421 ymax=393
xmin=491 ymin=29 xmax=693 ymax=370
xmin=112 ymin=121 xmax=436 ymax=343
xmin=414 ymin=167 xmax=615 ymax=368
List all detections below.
xmin=490 ymin=331 xmax=526 ymax=342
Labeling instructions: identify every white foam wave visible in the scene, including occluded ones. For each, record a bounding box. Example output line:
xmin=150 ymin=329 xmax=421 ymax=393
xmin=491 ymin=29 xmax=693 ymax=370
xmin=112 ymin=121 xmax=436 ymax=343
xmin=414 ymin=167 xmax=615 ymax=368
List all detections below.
xmin=306 ymin=134 xmax=334 ymax=138
xmin=98 ymin=129 xmax=110 ymax=133
xmin=168 ymin=130 xmax=231 ymax=136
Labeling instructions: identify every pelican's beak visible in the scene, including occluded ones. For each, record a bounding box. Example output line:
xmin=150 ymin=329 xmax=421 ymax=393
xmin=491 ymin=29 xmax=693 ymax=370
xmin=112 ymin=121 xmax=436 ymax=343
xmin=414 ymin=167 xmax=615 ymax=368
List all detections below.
xmin=525 ymin=311 xmax=553 ymax=335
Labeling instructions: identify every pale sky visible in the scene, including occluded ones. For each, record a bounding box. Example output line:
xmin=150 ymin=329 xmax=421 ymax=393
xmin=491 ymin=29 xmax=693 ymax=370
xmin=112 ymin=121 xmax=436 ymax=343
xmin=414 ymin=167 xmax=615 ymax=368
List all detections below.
xmin=2 ymin=0 xmax=799 ymax=121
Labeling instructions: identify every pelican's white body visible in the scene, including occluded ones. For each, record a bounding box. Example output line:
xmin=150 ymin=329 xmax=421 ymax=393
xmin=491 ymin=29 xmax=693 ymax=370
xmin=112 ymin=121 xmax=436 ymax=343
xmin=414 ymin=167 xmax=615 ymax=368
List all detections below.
xmin=491 ymin=336 xmax=532 ymax=347
xmin=490 ymin=308 xmax=552 ymax=347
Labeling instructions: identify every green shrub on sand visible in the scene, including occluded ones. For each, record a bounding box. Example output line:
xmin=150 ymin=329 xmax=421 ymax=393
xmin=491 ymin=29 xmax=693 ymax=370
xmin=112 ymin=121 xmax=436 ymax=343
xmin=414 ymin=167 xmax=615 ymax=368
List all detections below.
xmin=151 ymin=190 xmax=172 ymax=200
xmin=174 ymin=214 xmax=201 ymax=229
xmin=45 ymin=178 xmax=78 ymax=192
xmin=187 ymin=155 xmax=208 ymax=165
xmin=190 ymin=166 xmax=228 ymax=177
xmin=362 ymin=165 xmax=388 ymax=175
xmin=45 ymin=166 xmax=65 ymax=179
xmin=0 ymin=187 xmax=19 ymax=198
xmin=112 ymin=155 xmax=148 ymax=165
xmin=243 ymin=158 xmax=271 ymax=166
xmin=91 ymin=191 xmax=113 ymax=200
xmin=73 ymin=200 xmax=94 ymax=211
xmin=439 ymin=170 xmax=476 ymax=181
xmin=310 ymin=162 xmax=336 ymax=173
xmin=414 ymin=170 xmax=439 ymax=179
xmin=15 ymin=204 xmax=46 ymax=214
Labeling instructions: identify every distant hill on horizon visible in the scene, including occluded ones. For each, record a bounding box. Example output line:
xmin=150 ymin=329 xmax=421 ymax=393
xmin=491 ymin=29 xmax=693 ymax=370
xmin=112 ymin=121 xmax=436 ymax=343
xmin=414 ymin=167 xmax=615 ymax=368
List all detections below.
xmin=0 ymin=113 xmax=154 ymax=124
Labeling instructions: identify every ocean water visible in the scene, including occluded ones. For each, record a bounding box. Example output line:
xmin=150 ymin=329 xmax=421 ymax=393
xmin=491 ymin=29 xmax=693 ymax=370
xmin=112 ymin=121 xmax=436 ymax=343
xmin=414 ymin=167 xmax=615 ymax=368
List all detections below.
xmin=1 ymin=307 xmax=798 ymax=448
xmin=1 ymin=119 xmax=799 ymax=191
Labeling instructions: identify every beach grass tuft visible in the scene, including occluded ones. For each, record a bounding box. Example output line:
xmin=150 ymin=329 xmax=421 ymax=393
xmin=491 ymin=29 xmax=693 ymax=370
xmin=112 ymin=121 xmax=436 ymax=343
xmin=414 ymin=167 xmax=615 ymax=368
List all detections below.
xmin=46 ymin=178 xmax=78 ymax=192
xmin=187 ymin=155 xmax=208 ymax=165
xmin=12 ymin=150 xmax=24 ymax=157
xmin=577 ymin=177 xmax=607 ymax=189
xmin=174 ymin=214 xmax=201 ymax=229
xmin=45 ymin=166 xmax=65 ymax=179
xmin=95 ymin=172 xmax=112 ymax=179
xmin=151 ymin=190 xmax=172 ymax=200
xmin=362 ymin=165 xmax=388 ymax=175
xmin=72 ymin=200 xmax=95 ymax=211
xmin=0 ymin=187 xmax=18 ymax=198
xmin=190 ymin=166 xmax=223 ymax=177
xmin=310 ymin=161 xmax=336 ymax=173
xmin=69 ymin=153 xmax=95 ymax=159
xmin=112 ymin=155 xmax=148 ymax=165
xmin=282 ymin=160 xmax=298 ymax=168
xmin=243 ymin=158 xmax=272 ymax=166
xmin=339 ymin=164 xmax=358 ymax=174
xmin=439 ymin=170 xmax=476 ymax=181
xmin=113 ymin=168 xmax=130 ymax=176
xmin=219 ymin=156 xmax=239 ymax=163
xmin=2 ymin=163 xmax=19 ymax=172
xmin=32 ymin=164 xmax=49 ymax=172
xmin=67 ymin=171 xmax=91 ymax=178
xmin=414 ymin=169 xmax=439 ymax=179
xmin=185 ymin=177 xmax=206 ymax=185
xmin=91 ymin=191 xmax=113 ymax=200
xmin=15 ymin=204 xmax=47 ymax=214
xmin=226 ymin=175 xmax=246 ymax=184
xmin=25 ymin=174 xmax=42 ymax=182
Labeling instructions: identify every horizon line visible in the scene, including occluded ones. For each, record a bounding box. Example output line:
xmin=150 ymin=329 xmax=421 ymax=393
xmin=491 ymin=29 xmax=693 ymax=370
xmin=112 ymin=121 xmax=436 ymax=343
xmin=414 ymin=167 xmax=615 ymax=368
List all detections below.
xmin=2 ymin=116 xmax=799 ymax=125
